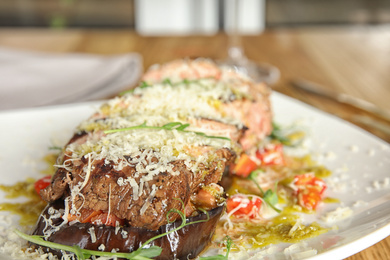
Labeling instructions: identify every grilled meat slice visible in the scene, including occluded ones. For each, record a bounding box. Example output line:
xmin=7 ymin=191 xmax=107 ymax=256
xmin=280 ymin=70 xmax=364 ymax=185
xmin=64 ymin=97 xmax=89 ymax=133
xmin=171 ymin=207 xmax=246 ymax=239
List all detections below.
xmin=41 ymin=141 xmax=234 ymax=230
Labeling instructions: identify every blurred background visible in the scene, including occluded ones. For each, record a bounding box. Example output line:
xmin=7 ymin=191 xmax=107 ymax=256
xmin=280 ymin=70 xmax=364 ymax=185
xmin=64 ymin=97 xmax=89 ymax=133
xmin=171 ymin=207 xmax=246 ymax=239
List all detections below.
xmin=1 ymin=0 xmax=389 ymax=32
xmin=1 ymin=0 xmax=390 ymax=143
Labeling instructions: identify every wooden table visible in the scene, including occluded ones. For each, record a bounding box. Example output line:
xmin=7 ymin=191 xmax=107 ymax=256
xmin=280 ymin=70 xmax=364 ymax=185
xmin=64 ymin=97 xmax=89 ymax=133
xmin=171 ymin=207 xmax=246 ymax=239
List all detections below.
xmin=0 ymin=26 xmax=389 ymax=259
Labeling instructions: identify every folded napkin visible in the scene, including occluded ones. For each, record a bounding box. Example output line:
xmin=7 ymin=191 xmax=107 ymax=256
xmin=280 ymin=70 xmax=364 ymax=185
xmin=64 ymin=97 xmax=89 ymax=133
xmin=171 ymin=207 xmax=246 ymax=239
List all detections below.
xmin=0 ymin=47 xmax=143 ymax=110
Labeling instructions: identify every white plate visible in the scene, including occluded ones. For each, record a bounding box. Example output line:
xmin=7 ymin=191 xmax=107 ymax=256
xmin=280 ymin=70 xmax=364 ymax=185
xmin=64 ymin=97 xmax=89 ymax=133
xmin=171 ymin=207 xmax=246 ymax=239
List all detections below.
xmin=0 ymin=92 xmax=389 ymax=260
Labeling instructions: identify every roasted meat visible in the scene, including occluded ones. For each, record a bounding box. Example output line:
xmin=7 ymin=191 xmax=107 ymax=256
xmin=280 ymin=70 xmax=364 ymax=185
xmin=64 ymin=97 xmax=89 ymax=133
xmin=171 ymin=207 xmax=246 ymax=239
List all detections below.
xmin=41 ymin=144 xmax=234 ymax=230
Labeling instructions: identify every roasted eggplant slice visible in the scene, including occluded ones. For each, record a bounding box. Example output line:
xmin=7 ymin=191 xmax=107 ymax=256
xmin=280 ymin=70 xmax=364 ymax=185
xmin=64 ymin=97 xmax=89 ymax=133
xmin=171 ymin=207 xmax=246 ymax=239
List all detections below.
xmin=32 ymin=200 xmax=224 ymax=260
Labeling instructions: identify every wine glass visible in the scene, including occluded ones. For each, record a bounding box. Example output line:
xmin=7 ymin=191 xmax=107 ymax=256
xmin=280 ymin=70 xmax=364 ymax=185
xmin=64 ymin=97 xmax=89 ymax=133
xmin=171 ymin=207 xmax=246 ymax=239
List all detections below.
xmin=221 ymin=0 xmax=280 ymax=85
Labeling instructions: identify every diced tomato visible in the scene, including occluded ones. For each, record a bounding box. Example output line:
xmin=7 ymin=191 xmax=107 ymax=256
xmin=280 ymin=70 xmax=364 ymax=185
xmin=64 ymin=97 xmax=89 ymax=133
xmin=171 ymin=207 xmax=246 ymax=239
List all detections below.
xmin=34 ymin=175 xmax=52 ymax=196
xmin=231 ymin=154 xmax=257 ymax=178
xmin=68 ymin=209 xmax=103 ymax=223
xmin=256 ymin=144 xmax=285 ymax=166
xmin=81 ymin=209 xmax=103 ymax=223
xmin=67 ymin=214 xmax=78 ymax=223
xmin=297 ymin=187 xmax=322 ymax=210
xmin=90 ymin=212 xmax=125 ymax=227
xmin=68 ymin=209 xmax=124 ymax=227
xmin=226 ymin=194 xmax=262 ymax=218
xmin=294 ymin=174 xmax=327 ymax=195
xmin=193 ymin=188 xmax=218 ymax=210
xmin=294 ymin=173 xmax=327 ymax=210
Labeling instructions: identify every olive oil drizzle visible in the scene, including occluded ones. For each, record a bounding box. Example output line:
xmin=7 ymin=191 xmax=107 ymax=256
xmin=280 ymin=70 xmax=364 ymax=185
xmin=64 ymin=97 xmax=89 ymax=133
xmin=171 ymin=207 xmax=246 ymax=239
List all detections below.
xmin=217 ymin=153 xmax=332 ymax=250
xmin=0 ymin=180 xmax=47 ymax=226
xmin=0 ymin=152 xmax=57 ymax=226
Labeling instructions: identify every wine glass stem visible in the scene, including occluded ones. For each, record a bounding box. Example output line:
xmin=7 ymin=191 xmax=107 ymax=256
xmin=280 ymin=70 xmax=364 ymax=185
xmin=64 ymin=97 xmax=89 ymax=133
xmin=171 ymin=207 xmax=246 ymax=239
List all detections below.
xmin=227 ymin=0 xmax=246 ymax=62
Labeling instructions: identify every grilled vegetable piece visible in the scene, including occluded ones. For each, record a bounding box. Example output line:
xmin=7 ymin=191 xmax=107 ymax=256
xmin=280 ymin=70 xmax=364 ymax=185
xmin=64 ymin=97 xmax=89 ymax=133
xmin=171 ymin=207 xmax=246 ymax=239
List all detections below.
xmin=32 ymin=201 xmax=224 ymax=260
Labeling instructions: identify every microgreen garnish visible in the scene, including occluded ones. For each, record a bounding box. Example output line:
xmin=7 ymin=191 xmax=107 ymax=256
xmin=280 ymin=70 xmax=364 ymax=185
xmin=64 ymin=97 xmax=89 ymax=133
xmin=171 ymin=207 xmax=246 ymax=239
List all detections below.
xmin=15 ymin=204 xmax=211 ymax=259
xmin=200 ymin=236 xmax=233 ymax=260
xmin=14 ymin=229 xmax=161 ymax=260
xmin=119 ymin=78 xmax=214 ymax=96
xmin=162 ymin=78 xmax=210 ymax=86
xmin=119 ymin=81 xmax=151 ymax=96
xmin=140 ymin=207 xmax=210 ymax=249
xmin=249 ymin=170 xmax=281 ymax=213
xmin=162 ymin=78 xmax=173 ymax=85
xmin=140 ymin=81 xmax=150 ymax=87
xmin=104 ymin=122 xmax=231 ymax=141
xmin=270 ymin=122 xmax=291 ymax=146
xmin=48 ymin=146 xmax=62 ymax=151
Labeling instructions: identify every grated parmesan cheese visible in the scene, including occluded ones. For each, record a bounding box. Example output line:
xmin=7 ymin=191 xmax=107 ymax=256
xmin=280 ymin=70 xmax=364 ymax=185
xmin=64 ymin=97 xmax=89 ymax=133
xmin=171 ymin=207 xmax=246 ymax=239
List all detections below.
xmin=98 ymin=244 xmax=106 ymax=251
xmin=321 ymin=207 xmax=353 ymax=223
xmin=87 ymin=226 xmax=97 ymax=243
xmin=140 ymin=184 xmax=158 ymax=215
xmin=120 ymin=230 xmax=128 ymax=239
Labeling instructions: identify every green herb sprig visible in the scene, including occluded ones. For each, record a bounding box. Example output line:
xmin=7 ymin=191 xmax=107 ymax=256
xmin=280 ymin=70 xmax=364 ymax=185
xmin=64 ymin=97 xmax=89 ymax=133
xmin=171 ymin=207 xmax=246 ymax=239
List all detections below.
xmin=48 ymin=146 xmax=62 ymax=151
xmin=119 ymin=81 xmax=151 ymax=96
xmin=270 ymin=122 xmax=291 ymax=146
xmin=119 ymin=78 xmax=211 ymax=97
xmin=162 ymin=78 xmax=209 ymax=86
xmin=160 ymin=77 xmax=214 ymax=87
xmin=104 ymin=122 xmax=231 ymax=141
xmin=249 ymin=170 xmax=281 ymax=213
xmin=200 ymin=236 xmax=233 ymax=260
xmin=15 ymin=205 xmax=210 ymax=260
xmin=140 ymin=207 xmax=210 ymax=249
xmin=15 ymin=229 xmax=161 ymax=260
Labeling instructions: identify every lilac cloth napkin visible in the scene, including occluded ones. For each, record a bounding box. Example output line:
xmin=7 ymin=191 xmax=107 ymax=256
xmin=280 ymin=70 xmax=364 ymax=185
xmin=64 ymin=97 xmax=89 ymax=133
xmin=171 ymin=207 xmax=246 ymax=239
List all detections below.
xmin=0 ymin=47 xmax=143 ymax=110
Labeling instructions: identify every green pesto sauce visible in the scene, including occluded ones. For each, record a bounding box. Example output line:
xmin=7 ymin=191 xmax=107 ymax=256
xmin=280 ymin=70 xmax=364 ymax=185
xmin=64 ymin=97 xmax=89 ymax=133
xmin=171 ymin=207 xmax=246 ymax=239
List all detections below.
xmin=40 ymin=153 xmax=59 ymax=175
xmin=0 ymin=180 xmax=47 ymax=226
xmin=293 ymin=165 xmax=332 ymax=179
xmin=0 ymin=178 xmax=36 ymax=199
xmin=282 ymin=204 xmax=310 ymax=214
xmin=221 ymin=153 xmax=333 ymax=249
xmin=219 ymin=213 xmax=328 ymax=249
xmin=0 ymin=199 xmax=46 ymax=226
xmin=323 ymin=197 xmax=340 ymax=204
xmin=219 ymin=210 xmax=328 ymax=250
xmin=245 ymin=220 xmax=327 ymax=248
xmin=0 ymin=153 xmax=55 ymax=226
